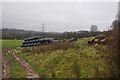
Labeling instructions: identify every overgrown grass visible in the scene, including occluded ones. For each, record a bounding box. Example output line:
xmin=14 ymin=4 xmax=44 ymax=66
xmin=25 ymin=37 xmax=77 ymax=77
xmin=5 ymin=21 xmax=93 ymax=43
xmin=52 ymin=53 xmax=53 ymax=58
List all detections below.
xmin=17 ymin=37 xmax=114 ymax=78
xmin=5 ymin=51 xmax=26 ymax=78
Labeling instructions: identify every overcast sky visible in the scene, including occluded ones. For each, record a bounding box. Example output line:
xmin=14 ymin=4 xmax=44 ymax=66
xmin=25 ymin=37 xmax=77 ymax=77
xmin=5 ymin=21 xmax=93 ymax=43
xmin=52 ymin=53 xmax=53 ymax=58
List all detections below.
xmin=2 ymin=2 xmax=118 ymax=32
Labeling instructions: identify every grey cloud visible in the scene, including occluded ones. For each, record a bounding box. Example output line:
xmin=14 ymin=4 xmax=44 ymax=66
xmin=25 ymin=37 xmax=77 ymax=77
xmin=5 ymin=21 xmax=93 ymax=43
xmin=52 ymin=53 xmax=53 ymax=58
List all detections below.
xmin=2 ymin=2 xmax=118 ymax=32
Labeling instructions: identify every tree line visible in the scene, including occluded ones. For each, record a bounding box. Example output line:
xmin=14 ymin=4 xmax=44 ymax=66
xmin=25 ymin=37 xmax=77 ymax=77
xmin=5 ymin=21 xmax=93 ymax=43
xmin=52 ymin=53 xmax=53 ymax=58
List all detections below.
xmin=1 ymin=28 xmax=103 ymax=40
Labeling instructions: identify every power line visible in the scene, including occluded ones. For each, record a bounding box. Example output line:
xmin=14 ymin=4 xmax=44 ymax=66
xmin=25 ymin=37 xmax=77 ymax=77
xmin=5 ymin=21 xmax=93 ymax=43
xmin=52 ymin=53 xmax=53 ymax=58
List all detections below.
xmin=42 ymin=24 xmax=45 ymax=32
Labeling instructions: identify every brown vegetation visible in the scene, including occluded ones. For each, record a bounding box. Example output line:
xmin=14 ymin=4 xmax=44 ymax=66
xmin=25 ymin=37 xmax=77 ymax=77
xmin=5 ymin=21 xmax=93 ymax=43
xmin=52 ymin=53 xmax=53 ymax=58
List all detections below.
xmin=21 ymin=42 xmax=78 ymax=53
xmin=110 ymin=19 xmax=120 ymax=78
xmin=103 ymin=11 xmax=120 ymax=78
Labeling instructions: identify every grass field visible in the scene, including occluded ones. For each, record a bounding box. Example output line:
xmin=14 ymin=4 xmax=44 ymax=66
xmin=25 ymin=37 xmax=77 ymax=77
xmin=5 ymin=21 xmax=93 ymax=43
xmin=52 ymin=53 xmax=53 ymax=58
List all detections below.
xmin=16 ymin=37 xmax=115 ymax=78
xmin=2 ymin=39 xmax=26 ymax=78
xmin=2 ymin=37 xmax=117 ymax=78
xmin=2 ymin=40 xmax=23 ymax=48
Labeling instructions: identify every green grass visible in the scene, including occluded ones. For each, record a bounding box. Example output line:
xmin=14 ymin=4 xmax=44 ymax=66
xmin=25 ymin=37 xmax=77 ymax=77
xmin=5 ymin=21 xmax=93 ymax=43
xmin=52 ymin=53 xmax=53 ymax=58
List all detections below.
xmin=1 ymin=40 xmax=23 ymax=48
xmin=5 ymin=52 xmax=26 ymax=78
xmin=2 ymin=39 xmax=26 ymax=78
xmin=17 ymin=37 xmax=114 ymax=78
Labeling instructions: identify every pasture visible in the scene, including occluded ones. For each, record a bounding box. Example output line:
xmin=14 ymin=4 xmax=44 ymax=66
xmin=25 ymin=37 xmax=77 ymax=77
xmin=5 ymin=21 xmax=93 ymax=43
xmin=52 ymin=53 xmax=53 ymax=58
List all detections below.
xmin=2 ymin=40 xmax=23 ymax=48
xmin=2 ymin=37 xmax=117 ymax=78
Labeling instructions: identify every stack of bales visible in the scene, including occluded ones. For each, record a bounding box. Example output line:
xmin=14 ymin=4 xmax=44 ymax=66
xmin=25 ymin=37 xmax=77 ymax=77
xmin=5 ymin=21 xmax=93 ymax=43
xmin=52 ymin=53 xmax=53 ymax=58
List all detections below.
xmin=88 ymin=35 xmax=108 ymax=45
xmin=21 ymin=36 xmax=54 ymax=47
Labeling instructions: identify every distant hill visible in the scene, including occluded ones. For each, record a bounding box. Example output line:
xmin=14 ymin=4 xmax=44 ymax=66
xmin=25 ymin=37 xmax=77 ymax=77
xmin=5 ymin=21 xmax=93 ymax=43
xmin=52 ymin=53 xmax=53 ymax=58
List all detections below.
xmin=1 ymin=28 xmax=62 ymax=39
xmin=1 ymin=28 xmax=103 ymax=40
xmin=2 ymin=28 xmax=39 ymax=39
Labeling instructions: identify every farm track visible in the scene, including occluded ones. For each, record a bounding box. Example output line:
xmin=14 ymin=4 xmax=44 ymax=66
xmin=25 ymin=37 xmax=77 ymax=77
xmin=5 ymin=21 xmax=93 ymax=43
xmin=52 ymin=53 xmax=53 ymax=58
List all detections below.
xmin=2 ymin=49 xmax=11 ymax=78
xmin=2 ymin=55 xmax=10 ymax=78
xmin=12 ymin=49 xmax=40 ymax=78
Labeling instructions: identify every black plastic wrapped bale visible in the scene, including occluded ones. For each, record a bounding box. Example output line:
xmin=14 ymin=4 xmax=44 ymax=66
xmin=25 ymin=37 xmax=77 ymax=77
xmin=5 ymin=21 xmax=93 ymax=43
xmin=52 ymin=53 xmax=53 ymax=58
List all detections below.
xmin=21 ymin=37 xmax=55 ymax=47
xmin=24 ymin=36 xmax=42 ymax=41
